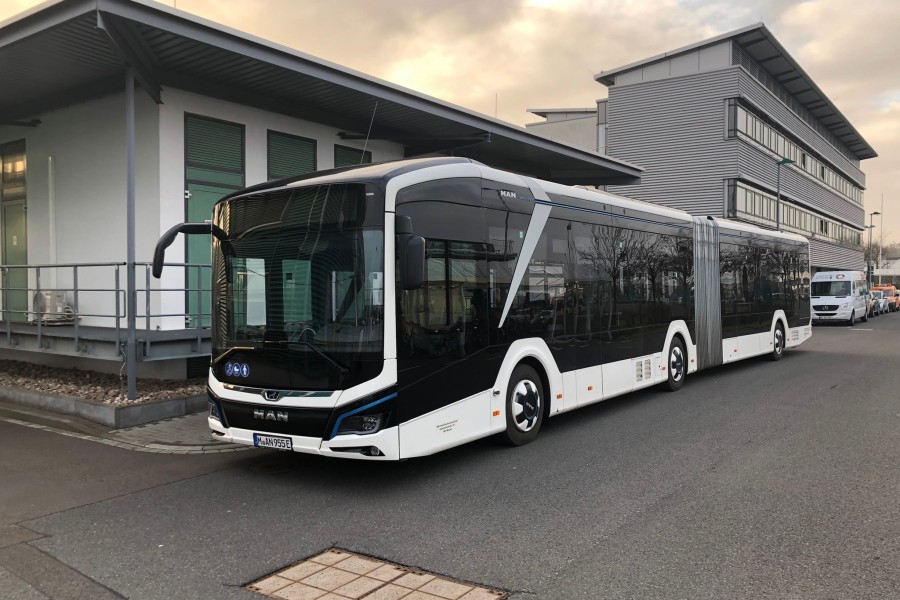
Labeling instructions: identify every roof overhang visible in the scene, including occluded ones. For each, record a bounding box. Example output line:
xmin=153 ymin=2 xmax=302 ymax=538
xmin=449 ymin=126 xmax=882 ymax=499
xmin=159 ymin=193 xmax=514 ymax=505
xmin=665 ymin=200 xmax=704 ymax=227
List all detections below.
xmin=595 ymin=23 xmax=876 ymax=161
xmin=0 ymin=0 xmax=642 ymax=186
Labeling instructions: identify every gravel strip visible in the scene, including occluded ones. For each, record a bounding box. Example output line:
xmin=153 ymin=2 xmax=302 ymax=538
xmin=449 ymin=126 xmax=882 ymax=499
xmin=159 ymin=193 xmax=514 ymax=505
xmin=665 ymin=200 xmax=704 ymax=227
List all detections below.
xmin=0 ymin=359 xmax=205 ymax=406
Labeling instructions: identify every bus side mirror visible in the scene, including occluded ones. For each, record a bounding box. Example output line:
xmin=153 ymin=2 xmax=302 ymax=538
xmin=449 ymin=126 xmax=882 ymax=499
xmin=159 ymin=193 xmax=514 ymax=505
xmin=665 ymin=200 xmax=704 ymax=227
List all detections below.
xmin=398 ymin=235 xmax=425 ymax=290
xmin=396 ymin=215 xmax=424 ymax=290
xmin=152 ymin=222 xmax=228 ymax=279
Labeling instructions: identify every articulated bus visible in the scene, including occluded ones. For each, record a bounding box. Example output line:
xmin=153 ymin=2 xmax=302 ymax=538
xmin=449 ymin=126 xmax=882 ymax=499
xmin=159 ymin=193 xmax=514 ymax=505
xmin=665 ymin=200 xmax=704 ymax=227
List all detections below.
xmin=153 ymin=157 xmax=812 ymax=460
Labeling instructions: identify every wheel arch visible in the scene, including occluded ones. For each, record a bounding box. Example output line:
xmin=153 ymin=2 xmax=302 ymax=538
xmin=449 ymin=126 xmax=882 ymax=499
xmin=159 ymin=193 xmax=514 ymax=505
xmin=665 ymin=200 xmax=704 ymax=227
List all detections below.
xmin=490 ymin=338 xmax=563 ymax=433
xmin=662 ymin=320 xmax=696 ymax=375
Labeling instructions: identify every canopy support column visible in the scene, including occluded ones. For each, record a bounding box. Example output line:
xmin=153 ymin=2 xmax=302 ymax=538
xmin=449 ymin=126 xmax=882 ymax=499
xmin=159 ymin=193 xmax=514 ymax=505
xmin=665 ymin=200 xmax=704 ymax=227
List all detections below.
xmin=125 ymin=68 xmax=137 ymax=400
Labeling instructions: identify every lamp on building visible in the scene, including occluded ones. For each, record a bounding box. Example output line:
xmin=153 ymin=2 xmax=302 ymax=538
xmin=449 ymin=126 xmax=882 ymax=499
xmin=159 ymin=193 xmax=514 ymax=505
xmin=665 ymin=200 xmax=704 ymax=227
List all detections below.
xmin=868 ymin=211 xmax=881 ymax=287
xmin=775 ymin=157 xmax=795 ymax=231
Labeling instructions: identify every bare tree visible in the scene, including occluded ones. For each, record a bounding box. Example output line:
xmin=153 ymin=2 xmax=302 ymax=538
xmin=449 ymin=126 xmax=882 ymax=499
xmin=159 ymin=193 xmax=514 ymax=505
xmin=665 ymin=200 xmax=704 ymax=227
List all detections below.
xmin=579 ymin=225 xmax=641 ymax=332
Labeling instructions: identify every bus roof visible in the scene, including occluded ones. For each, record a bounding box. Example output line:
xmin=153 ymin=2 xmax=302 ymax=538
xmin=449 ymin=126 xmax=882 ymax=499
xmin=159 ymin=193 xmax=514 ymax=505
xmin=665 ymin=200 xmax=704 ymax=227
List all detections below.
xmin=223 ymin=158 xmax=810 ymax=246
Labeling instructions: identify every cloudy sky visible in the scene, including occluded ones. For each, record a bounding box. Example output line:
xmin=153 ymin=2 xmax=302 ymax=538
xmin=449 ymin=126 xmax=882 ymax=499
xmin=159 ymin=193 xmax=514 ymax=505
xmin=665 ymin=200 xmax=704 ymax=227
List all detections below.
xmin=3 ymin=0 xmax=898 ymax=242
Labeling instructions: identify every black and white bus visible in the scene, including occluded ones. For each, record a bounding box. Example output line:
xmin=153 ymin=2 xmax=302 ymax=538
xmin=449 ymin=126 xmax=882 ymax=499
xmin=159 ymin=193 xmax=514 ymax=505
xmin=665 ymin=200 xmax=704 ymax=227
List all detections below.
xmin=153 ymin=157 xmax=811 ymax=460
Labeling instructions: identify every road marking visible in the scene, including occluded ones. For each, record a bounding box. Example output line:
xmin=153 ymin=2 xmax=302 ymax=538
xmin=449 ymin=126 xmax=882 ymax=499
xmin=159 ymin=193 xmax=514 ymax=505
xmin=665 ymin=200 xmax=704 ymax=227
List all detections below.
xmin=0 ymin=416 xmax=248 ymax=454
xmin=849 ymin=328 xmax=873 ymax=331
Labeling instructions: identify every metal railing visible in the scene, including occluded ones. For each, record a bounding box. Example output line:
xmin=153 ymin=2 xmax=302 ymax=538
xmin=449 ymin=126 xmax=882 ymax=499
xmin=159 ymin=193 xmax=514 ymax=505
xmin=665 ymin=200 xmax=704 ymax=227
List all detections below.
xmin=0 ymin=261 xmax=212 ymax=360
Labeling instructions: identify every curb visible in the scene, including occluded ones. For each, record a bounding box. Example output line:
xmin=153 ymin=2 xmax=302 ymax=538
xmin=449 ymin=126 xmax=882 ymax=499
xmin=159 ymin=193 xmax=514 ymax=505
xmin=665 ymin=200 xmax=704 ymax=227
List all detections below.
xmin=0 ymin=385 xmax=207 ymax=429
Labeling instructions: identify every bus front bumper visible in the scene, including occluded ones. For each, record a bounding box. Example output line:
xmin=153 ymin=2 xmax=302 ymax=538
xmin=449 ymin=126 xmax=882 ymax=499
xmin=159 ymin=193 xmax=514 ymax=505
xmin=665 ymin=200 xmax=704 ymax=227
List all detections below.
xmin=812 ymin=307 xmax=855 ymax=322
xmin=209 ymin=417 xmax=400 ymax=460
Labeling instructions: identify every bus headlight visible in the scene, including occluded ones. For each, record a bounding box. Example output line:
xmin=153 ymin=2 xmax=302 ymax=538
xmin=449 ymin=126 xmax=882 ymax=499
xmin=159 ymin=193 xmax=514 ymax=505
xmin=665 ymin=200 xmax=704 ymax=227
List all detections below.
xmin=337 ymin=413 xmax=383 ymax=435
xmin=208 ymin=397 xmax=222 ymax=422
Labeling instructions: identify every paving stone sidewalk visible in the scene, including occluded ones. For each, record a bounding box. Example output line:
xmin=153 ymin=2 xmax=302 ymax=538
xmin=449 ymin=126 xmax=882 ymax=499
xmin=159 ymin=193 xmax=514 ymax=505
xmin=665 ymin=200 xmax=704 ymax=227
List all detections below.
xmin=0 ymin=401 xmax=246 ymax=454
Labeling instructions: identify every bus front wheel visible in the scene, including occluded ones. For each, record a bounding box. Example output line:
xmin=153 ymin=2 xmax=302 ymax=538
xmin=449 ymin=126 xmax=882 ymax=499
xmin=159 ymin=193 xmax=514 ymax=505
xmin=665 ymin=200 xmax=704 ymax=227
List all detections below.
xmin=665 ymin=338 xmax=686 ymax=392
xmin=502 ymin=364 xmax=544 ymax=446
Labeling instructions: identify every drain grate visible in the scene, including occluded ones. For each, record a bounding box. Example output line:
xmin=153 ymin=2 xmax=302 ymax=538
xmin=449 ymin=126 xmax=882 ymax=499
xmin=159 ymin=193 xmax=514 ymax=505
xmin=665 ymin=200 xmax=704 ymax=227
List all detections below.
xmin=247 ymin=548 xmax=507 ymax=599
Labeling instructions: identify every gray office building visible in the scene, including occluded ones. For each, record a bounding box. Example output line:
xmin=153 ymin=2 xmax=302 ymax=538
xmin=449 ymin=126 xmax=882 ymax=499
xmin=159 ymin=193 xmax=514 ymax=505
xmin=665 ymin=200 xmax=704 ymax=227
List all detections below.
xmin=527 ymin=24 xmax=877 ymax=273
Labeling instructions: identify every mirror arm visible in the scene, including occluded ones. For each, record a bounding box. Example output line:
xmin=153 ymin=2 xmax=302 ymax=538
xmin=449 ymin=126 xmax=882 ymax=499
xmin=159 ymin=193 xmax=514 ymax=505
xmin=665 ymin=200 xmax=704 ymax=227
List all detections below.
xmin=152 ymin=222 xmax=229 ymax=279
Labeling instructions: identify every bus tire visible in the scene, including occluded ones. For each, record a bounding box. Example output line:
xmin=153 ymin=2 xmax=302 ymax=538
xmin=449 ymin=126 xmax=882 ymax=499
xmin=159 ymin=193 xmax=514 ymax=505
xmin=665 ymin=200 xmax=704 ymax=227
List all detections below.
xmin=665 ymin=338 xmax=686 ymax=392
xmin=502 ymin=364 xmax=544 ymax=446
xmin=771 ymin=324 xmax=785 ymax=361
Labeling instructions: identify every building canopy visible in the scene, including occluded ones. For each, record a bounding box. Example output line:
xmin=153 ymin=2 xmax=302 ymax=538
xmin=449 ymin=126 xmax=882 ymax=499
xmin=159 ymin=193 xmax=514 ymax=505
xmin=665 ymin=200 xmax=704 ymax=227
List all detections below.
xmin=0 ymin=0 xmax=642 ymax=185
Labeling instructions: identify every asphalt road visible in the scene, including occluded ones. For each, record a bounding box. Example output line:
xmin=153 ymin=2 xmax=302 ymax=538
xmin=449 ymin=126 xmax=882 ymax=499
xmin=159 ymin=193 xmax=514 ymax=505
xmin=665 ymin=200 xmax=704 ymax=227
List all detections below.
xmin=2 ymin=316 xmax=899 ymax=599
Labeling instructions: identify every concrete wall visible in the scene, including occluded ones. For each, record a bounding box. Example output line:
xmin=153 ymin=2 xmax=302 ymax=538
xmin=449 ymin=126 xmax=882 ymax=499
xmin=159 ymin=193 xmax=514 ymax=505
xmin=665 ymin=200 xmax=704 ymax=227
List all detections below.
xmin=0 ymin=90 xmax=160 ymax=327
xmin=607 ymin=67 xmax=743 ymax=217
xmin=0 ymin=86 xmax=409 ymax=331
xmin=156 ymin=88 xmax=406 ymax=329
xmin=525 ymin=114 xmax=598 ymax=153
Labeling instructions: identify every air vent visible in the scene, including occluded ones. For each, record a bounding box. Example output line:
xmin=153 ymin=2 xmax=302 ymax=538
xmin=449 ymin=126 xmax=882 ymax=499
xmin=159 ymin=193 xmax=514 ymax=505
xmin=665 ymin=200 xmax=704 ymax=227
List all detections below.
xmin=636 ymin=359 xmax=653 ymax=383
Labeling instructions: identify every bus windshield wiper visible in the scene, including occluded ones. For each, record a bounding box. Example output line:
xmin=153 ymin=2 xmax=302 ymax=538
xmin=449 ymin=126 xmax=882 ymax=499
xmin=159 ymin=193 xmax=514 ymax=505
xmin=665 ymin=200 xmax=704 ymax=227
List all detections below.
xmin=263 ymin=339 xmax=350 ymax=377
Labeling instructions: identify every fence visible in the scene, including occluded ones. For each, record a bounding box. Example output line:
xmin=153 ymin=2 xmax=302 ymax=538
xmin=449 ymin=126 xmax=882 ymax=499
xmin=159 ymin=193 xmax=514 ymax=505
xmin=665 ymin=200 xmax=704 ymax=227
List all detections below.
xmin=0 ymin=261 xmax=212 ymax=361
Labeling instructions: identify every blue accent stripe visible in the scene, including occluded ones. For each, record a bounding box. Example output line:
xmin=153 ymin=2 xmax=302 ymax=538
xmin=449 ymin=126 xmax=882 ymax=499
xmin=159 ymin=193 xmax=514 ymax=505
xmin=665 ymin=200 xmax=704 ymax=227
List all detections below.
xmin=330 ymin=392 xmax=397 ymax=439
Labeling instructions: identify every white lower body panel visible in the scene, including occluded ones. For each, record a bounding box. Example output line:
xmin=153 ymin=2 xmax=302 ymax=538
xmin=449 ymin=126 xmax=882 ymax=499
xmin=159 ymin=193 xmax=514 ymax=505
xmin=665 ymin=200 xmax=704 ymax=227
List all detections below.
xmin=399 ymin=390 xmax=492 ymax=459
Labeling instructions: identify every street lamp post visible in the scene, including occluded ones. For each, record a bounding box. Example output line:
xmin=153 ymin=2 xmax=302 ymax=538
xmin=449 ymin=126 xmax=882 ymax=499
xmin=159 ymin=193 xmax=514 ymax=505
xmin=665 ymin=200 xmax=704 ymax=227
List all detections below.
xmin=868 ymin=211 xmax=881 ymax=288
xmin=775 ymin=158 xmax=794 ymax=231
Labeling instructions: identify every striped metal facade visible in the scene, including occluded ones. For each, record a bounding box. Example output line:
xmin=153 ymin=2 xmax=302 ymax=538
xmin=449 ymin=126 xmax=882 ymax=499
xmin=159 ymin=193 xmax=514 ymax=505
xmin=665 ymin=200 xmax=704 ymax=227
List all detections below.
xmin=736 ymin=74 xmax=864 ymax=187
xmin=607 ymin=64 xmax=865 ymax=271
xmin=607 ymin=68 xmax=742 ymax=217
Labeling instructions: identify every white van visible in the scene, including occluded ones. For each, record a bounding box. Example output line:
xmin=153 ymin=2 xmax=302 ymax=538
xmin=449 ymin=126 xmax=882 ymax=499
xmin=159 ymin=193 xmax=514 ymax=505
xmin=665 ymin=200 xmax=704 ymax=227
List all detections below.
xmin=811 ymin=270 xmax=868 ymax=325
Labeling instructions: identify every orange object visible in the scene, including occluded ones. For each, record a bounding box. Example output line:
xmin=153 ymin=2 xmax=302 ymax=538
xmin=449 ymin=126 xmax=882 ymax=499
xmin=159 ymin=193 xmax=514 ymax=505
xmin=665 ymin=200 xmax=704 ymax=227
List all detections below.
xmin=492 ymin=410 xmax=500 ymax=417
xmin=556 ymin=393 xmax=563 ymax=399
xmin=587 ymin=386 xmax=593 ymax=391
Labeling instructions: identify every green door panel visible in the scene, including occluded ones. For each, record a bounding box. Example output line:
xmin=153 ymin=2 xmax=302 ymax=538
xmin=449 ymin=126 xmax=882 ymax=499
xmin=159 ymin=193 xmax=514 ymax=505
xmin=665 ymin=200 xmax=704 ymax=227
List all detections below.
xmin=2 ymin=200 xmax=27 ymax=322
xmin=186 ymin=183 xmax=233 ymax=328
xmin=184 ymin=114 xmax=244 ymax=328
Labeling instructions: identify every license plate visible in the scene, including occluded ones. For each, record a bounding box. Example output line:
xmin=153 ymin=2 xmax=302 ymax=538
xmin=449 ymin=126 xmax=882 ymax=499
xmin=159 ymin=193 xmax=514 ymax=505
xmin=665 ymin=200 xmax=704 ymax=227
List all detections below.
xmin=253 ymin=433 xmax=293 ymax=451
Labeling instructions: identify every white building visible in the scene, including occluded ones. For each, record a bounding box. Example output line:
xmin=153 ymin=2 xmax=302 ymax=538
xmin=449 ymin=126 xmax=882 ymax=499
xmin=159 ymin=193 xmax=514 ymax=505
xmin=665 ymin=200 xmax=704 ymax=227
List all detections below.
xmin=0 ymin=0 xmax=641 ymax=390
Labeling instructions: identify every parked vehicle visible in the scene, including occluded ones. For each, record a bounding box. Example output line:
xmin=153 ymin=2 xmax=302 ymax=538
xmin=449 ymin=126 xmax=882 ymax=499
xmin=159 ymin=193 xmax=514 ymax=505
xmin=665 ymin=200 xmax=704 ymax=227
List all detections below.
xmin=811 ymin=271 xmax=868 ymax=325
xmin=872 ymin=285 xmax=899 ymax=312
xmin=871 ymin=291 xmax=888 ymax=316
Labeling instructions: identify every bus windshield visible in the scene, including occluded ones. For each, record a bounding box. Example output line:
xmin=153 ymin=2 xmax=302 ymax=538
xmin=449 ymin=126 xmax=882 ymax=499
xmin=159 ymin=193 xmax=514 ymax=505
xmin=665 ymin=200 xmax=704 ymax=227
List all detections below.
xmin=210 ymin=183 xmax=385 ymax=390
xmin=811 ymin=281 xmax=851 ymax=297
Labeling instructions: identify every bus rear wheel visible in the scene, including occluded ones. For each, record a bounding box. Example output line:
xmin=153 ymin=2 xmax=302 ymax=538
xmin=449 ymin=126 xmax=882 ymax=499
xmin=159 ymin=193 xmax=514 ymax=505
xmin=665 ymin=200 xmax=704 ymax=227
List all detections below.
xmin=771 ymin=324 xmax=785 ymax=361
xmin=502 ymin=364 xmax=544 ymax=446
xmin=665 ymin=338 xmax=686 ymax=392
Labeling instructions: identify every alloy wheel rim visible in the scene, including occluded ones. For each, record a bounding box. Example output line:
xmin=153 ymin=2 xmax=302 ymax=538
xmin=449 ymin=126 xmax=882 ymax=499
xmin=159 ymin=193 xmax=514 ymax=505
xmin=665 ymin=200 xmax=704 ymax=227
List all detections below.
xmin=511 ymin=379 xmax=541 ymax=432
xmin=775 ymin=328 xmax=784 ymax=355
xmin=670 ymin=346 xmax=684 ymax=382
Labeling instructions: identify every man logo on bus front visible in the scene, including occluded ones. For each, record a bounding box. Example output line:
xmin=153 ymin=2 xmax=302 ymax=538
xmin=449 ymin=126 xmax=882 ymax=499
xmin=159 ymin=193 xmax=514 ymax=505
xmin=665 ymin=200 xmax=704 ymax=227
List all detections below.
xmin=253 ymin=409 xmax=288 ymax=422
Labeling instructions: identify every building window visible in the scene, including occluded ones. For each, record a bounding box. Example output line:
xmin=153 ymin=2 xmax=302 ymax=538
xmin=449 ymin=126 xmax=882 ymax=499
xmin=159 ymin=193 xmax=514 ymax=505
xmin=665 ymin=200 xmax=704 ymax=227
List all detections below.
xmin=267 ymin=131 xmax=316 ymax=181
xmin=729 ymin=101 xmax=864 ymax=206
xmin=727 ymin=179 xmax=861 ymax=249
xmin=334 ymin=145 xmax=372 ymax=168
xmin=597 ymin=124 xmax=608 ymax=154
